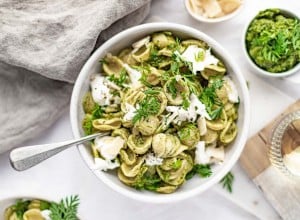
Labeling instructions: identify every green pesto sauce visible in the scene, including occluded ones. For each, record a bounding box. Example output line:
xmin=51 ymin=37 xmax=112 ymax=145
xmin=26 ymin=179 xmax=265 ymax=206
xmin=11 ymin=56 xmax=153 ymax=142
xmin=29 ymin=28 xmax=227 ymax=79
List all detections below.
xmin=246 ymin=9 xmax=300 ymax=73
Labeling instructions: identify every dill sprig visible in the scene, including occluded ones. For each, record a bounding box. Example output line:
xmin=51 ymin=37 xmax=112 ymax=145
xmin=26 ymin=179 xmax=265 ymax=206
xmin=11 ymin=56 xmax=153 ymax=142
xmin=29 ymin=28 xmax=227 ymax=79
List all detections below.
xmin=219 ymin=172 xmax=234 ymax=193
xmin=107 ymin=69 xmax=128 ymax=87
xmin=132 ymin=95 xmax=161 ymax=124
xmin=49 ymin=195 xmax=80 ymax=220
xmin=200 ymin=78 xmax=224 ymax=120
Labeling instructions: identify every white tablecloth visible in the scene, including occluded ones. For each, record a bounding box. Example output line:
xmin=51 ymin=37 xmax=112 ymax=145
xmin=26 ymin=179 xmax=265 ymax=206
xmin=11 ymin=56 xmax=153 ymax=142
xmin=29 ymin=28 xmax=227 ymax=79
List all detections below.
xmin=1 ymin=0 xmax=300 ymax=219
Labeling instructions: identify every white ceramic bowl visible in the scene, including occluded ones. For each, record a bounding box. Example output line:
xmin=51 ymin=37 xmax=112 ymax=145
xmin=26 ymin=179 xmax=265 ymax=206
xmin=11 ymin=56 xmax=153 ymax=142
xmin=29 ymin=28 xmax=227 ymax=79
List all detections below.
xmin=243 ymin=8 xmax=300 ymax=78
xmin=0 ymin=195 xmax=81 ymax=219
xmin=70 ymin=22 xmax=250 ymax=203
xmin=185 ymin=0 xmax=244 ymax=23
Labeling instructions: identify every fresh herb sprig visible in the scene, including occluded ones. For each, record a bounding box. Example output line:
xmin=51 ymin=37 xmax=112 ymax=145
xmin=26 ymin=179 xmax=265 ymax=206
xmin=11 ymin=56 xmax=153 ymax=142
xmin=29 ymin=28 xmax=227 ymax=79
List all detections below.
xmin=200 ymin=78 xmax=224 ymax=120
xmin=82 ymin=104 xmax=104 ymax=135
xmin=49 ymin=195 xmax=80 ymax=220
xmin=132 ymin=95 xmax=161 ymax=124
xmin=133 ymin=173 xmax=162 ymax=191
xmin=11 ymin=199 xmax=31 ymax=219
xmin=107 ymin=69 xmax=128 ymax=87
xmin=185 ymin=164 xmax=212 ymax=180
xmin=219 ymin=172 xmax=234 ymax=193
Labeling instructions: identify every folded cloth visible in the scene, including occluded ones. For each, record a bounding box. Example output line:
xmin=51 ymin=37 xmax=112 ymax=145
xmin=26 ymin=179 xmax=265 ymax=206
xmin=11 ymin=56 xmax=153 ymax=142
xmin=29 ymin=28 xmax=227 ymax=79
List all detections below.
xmin=0 ymin=0 xmax=151 ymax=154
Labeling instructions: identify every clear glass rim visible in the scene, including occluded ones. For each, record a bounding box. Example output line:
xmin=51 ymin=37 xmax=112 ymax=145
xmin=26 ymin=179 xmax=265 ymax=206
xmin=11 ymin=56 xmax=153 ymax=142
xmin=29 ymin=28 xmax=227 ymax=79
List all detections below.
xmin=269 ymin=110 xmax=300 ymax=179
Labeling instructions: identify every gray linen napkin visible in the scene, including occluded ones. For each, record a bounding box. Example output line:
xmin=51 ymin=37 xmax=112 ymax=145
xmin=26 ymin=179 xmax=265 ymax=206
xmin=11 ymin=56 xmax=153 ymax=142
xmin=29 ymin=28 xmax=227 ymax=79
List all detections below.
xmin=0 ymin=0 xmax=151 ymax=153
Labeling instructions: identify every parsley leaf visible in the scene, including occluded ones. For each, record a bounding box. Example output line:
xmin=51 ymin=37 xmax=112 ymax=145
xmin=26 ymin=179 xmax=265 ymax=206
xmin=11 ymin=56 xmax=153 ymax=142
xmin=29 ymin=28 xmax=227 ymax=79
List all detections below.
xmin=219 ymin=172 xmax=234 ymax=193
xmin=185 ymin=164 xmax=212 ymax=180
xmin=49 ymin=195 xmax=80 ymax=220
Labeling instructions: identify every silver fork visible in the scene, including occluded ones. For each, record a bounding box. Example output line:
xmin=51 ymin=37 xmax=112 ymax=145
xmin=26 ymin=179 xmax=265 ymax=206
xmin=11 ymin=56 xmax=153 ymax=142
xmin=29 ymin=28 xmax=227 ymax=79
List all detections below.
xmin=10 ymin=132 xmax=109 ymax=171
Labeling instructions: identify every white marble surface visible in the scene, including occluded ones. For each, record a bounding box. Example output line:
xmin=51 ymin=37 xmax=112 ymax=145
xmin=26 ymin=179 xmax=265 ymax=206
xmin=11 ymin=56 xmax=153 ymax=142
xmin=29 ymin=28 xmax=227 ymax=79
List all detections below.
xmin=0 ymin=0 xmax=300 ymax=219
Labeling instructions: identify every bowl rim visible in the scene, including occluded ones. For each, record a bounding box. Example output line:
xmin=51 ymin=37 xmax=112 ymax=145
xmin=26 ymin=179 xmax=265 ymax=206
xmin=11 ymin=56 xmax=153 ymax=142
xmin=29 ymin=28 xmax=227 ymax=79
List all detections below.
xmin=184 ymin=0 xmax=245 ymax=23
xmin=242 ymin=8 xmax=300 ymax=78
xmin=70 ymin=22 xmax=250 ymax=203
xmin=0 ymin=195 xmax=82 ymax=218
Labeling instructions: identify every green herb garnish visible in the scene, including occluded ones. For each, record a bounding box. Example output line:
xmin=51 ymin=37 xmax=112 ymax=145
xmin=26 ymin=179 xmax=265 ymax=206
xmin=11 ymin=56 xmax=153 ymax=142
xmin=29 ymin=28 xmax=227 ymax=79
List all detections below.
xmin=172 ymin=159 xmax=182 ymax=169
xmin=219 ymin=172 xmax=234 ymax=193
xmin=133 ymin=173 xmax=162 ymax=191
xmin=91 ymin=104 xmax=104 ymax=119
xmin=185 ymin=164 xmax=212 ymax=180
xmin=49 ymin=195 xmax=80 ymax=220
xmin=194 ymin=50 xmax=205 ymax=62
xmin=132 ymin=95 xmax=161 ymax=124
xmin=107 ymin=69 xmax=128 ymax=87
xmin=200 ymin=78 xmax=224 ymax=120
xmin=11 ymin=199 xmax=30 ymax=219
xmin=168 ymin=78 xmax=178 ymax=98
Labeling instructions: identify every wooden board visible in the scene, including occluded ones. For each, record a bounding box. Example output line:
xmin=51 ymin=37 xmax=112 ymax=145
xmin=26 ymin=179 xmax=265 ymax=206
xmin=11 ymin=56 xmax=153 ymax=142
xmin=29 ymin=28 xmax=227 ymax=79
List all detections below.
xmin=239 ymin=99 xmax=300 ymax=220
xmin=240 ymin=99 xmax=300 ymax=179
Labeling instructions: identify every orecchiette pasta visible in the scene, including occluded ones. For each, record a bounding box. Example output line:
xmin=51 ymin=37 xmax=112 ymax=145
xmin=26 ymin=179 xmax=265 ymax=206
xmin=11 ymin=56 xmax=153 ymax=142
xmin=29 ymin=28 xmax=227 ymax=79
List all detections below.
xmin=82 ymin=31 xmax=240 ymax=193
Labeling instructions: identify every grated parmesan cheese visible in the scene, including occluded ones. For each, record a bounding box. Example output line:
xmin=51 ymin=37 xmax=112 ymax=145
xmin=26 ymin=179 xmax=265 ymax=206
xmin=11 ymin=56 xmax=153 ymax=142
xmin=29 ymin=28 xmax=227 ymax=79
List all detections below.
xmin=145 ymin=153 xmax=163 ymax=166
xmin=166 ymin=93 xmax=211 ymax=125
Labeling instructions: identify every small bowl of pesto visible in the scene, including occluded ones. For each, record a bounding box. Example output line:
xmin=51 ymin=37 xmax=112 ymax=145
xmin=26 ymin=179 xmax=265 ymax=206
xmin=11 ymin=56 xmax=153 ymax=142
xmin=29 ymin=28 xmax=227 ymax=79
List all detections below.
xmin=244 ymin=8 xmax=300 ymax=78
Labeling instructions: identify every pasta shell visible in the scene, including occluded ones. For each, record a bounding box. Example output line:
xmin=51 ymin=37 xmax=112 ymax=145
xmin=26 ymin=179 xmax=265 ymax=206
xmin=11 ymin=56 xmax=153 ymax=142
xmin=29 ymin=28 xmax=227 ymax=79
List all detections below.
xmin=206 ymin=109 xmax=228 ymax=131
xmin=127 ymin=134 xmax=152 ymax=154
xmin=163 ymin=78 xmax=190 ymax=105
xmin=156 ymin=153 xmax=193 ymax=186
xmin=177 ymin=123 xmax=200 ymax=148
xmin=181 ymin=39 xmax=208 ymax=49
xmin=92 ymin=118 xmax=122 ymax=131
xmin=82 ymin=92 xmax=96 ymax=114
xmin=23 ymin=209 xmax=44 ymax=220
xmin=102 ymin=53 xmax=124 ymax=77
xmin=118 ymin=48 xmax=138 ymax=65
xmin=220 ymin=119 xmax=238 ymax=144
xmin=203 ymin=128 xmax=219 ymax=144
xmin=132 ymin=42 xmax=152 ymax=63
xmin=156 ymin=185 xmax=177 ymax=194
xmin=120 ymin=156 xmax=145 ymax=178
xmin=4 ymin=207 xmax=17 ymax=220
xmin=134 ymin=115 xmax=160 ymax=136
xmin=201 ymin=64 xmax=226 ymax=80
xmin=119 ymin=148 xmax=137 ymax=165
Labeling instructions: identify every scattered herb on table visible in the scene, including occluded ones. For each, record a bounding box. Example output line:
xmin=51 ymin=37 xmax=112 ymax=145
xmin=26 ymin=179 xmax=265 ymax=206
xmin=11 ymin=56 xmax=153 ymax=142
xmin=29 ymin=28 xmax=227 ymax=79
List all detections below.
xmin=219 ymin=172 xmax=234 ymax=193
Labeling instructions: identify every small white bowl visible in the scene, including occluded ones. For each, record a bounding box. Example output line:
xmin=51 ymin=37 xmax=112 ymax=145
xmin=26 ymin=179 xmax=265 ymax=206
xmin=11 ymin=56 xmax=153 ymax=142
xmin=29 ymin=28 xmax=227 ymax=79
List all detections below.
xmin=243 ymin=8 xmax=300 ymax=78
xmin=185 ymin=0 xmax=244 ymax=23
xmin=70 ymin=22 xmax=250 ymax=203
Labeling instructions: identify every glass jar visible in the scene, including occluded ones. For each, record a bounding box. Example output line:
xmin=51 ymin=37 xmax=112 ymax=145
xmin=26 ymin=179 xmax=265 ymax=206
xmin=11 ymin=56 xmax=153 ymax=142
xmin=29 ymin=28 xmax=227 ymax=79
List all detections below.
xmin=269 ymin=110 xmax=300 ymax=179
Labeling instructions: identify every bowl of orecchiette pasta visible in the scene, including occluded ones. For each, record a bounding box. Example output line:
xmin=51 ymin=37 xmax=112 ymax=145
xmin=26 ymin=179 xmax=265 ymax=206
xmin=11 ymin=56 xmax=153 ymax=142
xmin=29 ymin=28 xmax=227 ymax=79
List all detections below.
xmin=70 ymin=22 xmax=250 ymax=203
xmin=0 ymin=195 xmax=80 ymax=220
